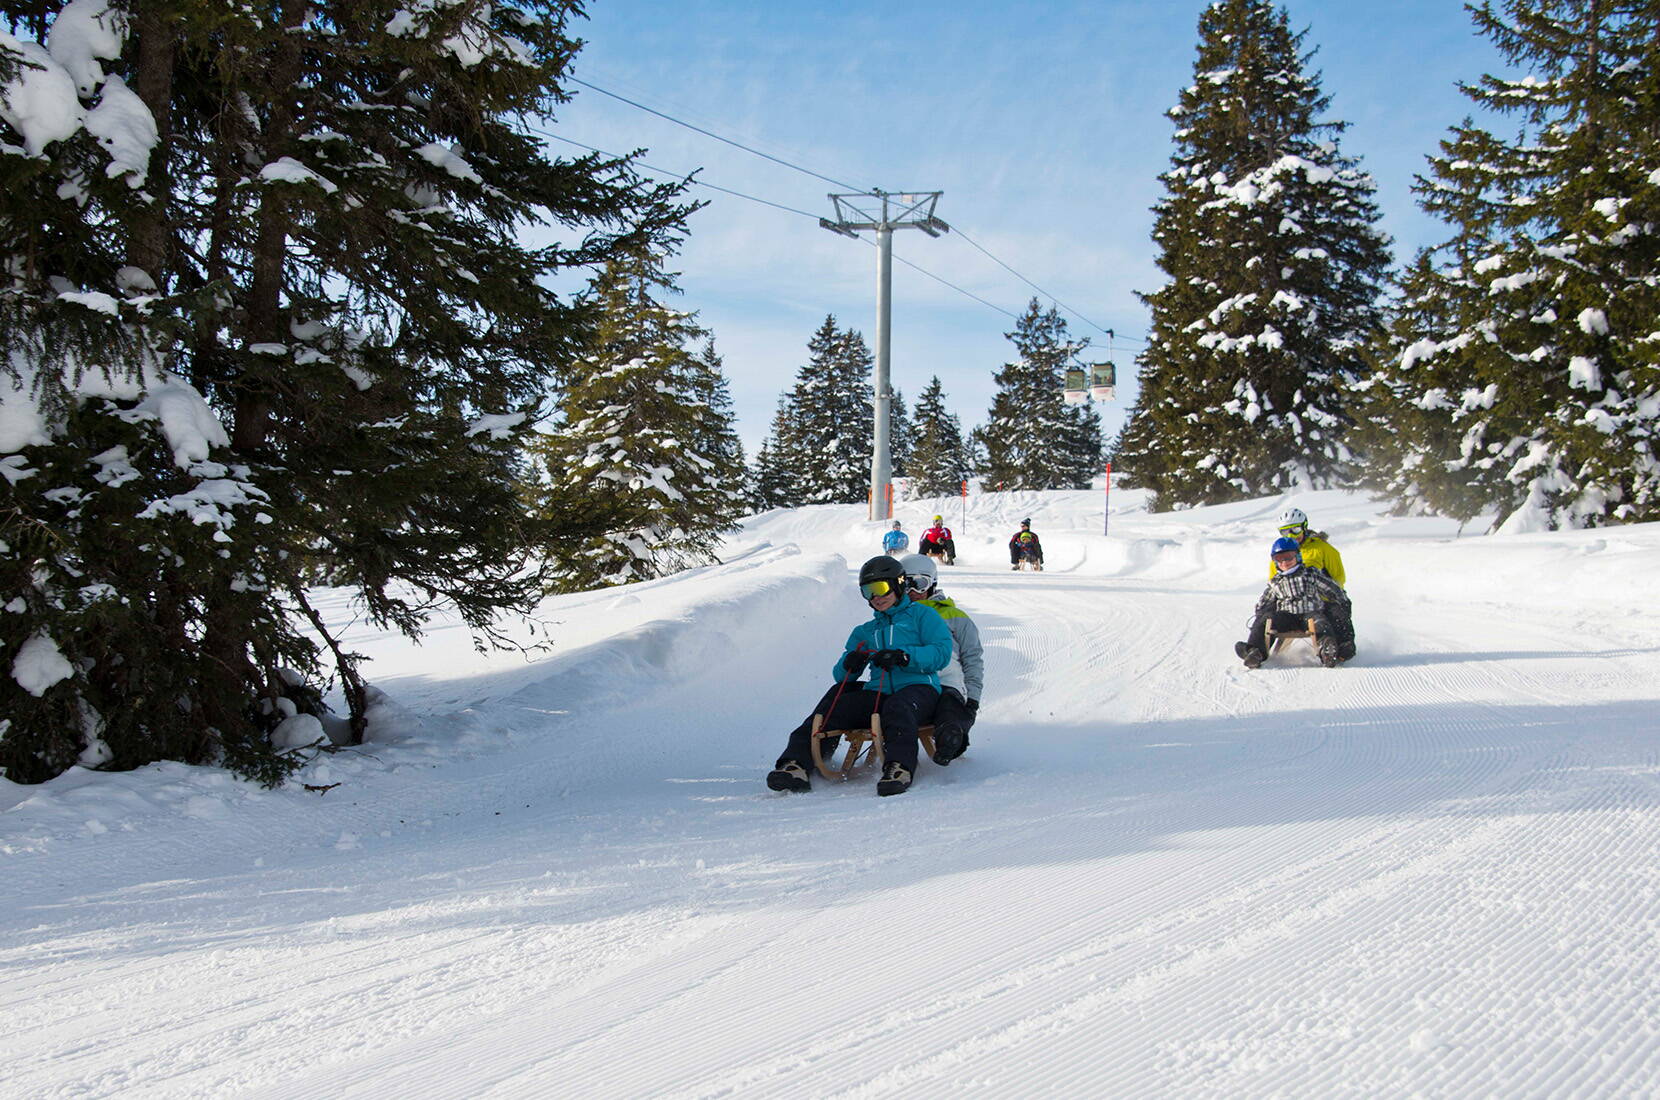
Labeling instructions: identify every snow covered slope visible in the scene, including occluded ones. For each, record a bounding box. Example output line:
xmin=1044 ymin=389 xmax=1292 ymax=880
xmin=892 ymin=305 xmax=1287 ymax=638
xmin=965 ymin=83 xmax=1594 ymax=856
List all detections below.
xmin=5 ymin=488 xmax=1660 ymax=1097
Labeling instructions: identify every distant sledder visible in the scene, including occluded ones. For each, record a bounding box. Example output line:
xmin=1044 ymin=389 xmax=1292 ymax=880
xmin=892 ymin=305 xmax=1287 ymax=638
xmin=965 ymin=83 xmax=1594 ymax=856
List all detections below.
xmin=1235 ymin=537 xmax=1356 ymax=669
xmin=1009 ymin=518 xmax=1043 ymax=571
xmin=920 ymin=515 xmax=956 ymax=565
xmin=767 ymin=555 xmax=952 ymax=797
xmin=882 ymin=520 xmax=909 ymax=557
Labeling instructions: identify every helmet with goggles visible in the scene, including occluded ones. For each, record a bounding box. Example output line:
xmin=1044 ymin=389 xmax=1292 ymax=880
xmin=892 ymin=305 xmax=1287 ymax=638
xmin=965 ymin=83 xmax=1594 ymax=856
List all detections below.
xmin=858 ymin=555 xmax=907 ymax=601
xmin=898 ymin=553 xmax=937 ymax=596
xmin=1277 ymin=507 xmax=1308 ymax=540
xmin=1270 ymin=536 xmax=1303 ymax=572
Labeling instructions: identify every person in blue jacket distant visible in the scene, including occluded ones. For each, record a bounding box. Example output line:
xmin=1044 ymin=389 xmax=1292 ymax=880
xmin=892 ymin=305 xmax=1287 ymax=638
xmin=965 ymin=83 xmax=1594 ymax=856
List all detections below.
xmin=881 ymin=520 xmax=909 ymax=556
xmin=768 ymin=555 xmax=952 ymax=797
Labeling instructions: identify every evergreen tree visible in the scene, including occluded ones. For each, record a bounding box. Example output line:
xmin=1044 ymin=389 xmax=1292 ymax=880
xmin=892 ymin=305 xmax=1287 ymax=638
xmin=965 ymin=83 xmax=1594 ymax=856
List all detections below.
xmin=750 ymin=396 xmax=802 ymax=510
xmin=0 ymin=1 xmax=689 ymax=785
xmin=777 ymin=316 xmax=873 ymax=504
xmin=979 ymin=299 xmax=1098 ymax=489
xmin=1357 ymin=0 xmax=1660 ymax=529
xmin=908 ymin=375 xmax=971 ymax=496
xmin=888 ymin=386 xmax=912 ymax=479
xmin=533 ymin=248 xmax=745 ymax=588
xmin=1114 ymin=0 xmax=1390 ymax=508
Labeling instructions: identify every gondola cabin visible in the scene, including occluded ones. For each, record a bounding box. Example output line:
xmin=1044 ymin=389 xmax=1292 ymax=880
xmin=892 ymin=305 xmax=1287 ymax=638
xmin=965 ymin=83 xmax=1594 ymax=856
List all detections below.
xmin=1088 ymin=362 xmax=1116 ymax=401
xmin=1063 ymin=367 xmax=1087 ymax=405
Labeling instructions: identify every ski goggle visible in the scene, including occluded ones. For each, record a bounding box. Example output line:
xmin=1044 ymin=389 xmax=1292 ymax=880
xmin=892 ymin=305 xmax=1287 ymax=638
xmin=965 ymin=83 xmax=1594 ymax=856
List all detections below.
xmin=860 ymin=579 xmax=896 ymax=599
xmin=1272 ymin=552 xmax=1300 ymax=569
xmin=1278 ymin=524 xmax=1307 ymax=539
xmin=905 ymin=574 xmax=932 ymax=592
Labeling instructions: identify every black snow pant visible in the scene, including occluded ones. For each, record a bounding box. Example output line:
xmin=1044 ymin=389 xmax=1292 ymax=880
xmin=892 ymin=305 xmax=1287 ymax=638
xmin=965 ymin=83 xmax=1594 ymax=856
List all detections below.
xmin=920 ymin=536 xmax=955 ymax=562
xmin=931 ymin=686 xmax=975 ymax=761
xmin=1246 ymin=608 xmax=1355 ymax=654
xmin=778 ymin=682 xmax=939 ymax=774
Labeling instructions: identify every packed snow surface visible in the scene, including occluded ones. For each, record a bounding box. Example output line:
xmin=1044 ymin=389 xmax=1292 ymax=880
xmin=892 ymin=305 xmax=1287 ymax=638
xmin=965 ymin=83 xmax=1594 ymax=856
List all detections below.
xmin=5 ymin=487 xmax=1660 ymax=1097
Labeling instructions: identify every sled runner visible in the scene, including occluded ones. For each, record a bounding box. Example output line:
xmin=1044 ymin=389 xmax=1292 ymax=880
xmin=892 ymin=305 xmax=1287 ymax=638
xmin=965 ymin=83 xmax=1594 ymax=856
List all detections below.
xmin=1265 ymin=617 xmax=1339 ymax=668
xmin=809 ymin=712 xmax=936 ymax=781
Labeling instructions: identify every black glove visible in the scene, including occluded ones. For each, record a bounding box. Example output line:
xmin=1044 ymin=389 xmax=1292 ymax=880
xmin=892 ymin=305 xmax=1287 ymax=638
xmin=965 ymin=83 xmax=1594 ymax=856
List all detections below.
xmin=965 ymin=698 xmax=979 ymax=714
xmin=870 ymin=649 xmax=910 ymax=670
xmin=841 ymin=649 xmax=870 ymax=678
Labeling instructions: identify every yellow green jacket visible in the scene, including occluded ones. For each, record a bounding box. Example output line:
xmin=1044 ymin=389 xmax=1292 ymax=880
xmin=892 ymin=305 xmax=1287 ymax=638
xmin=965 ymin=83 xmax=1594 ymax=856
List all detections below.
xmin=1268 ymin=533 xmax=1345 ymax=588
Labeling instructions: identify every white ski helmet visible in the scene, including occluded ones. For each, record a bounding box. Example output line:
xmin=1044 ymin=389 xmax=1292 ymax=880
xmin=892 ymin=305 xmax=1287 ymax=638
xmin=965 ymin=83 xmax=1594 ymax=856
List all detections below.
xmin=899 ymin=553 xmax=938 ymax=595
xmin=1277 ymin=506 xmax=1308 ymax=531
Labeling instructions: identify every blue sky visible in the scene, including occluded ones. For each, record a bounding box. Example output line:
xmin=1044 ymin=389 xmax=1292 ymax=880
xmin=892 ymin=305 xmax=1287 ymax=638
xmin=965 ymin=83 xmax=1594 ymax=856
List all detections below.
xmin=544 ymin=0 xmax=1506 ymax=455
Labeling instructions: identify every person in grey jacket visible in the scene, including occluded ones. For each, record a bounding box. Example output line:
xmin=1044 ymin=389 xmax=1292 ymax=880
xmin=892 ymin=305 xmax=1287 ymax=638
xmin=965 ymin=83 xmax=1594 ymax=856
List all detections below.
xmin=900 ymin=554 xmax=983 ymax=764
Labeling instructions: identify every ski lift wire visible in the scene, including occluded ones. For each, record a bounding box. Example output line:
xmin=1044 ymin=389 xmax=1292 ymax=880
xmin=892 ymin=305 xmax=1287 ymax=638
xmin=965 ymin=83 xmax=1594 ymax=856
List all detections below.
xmin=536 ymin=130 xmax=823 ymax=219
xmin=948 ymin=224 xmax=1125 ymax=342
xmin=569 ymin=77 xmax=875 ymax=196
xmin=533 ymin=129 xmax=1134 ymax=339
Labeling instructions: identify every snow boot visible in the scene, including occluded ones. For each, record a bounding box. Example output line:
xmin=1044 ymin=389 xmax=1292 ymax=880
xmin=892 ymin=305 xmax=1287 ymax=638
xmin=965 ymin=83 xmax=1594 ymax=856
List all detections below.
xmin=1337 ymin=640 xmax=1356 ymax=661
xmin=877 ymin=762 xmax=912 ymax=796
xmin=767 ymin=760 xmax=811 ymax=793
xmin=1318 ymin=637 xmax=1340 ymax=668
xmin=1235 ymin=641 xmax=1265 ymax=669
xmin=931 ymin=727 xmax=968 ymax=766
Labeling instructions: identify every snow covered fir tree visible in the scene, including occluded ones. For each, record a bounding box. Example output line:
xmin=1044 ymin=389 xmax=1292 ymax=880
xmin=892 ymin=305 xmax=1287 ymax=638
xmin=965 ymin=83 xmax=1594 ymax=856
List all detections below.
xmin=0 ymin=1 xmax=688 ymax=784
xmin=1113 ymin=0 xmax=1390 ymax=509
xmin=752 ymin=315 xmax=875 ymax=505
xmin=907 ymin=375 xmax=973 ymax=496
xmin=977 ymin=299 xmax=1102 ymax=490
xmin=1352 ymin=0 xmax=1660 ymax=531
xmin=531 ymin=247 xmax=746 ymax=588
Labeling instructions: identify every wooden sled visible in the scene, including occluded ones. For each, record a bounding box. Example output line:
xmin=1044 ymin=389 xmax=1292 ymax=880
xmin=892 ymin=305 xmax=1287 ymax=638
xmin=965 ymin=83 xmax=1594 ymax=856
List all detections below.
xmin=809 ymin=712 xmax=937 ymax=781
xmin=1265 ymin=617 xmax=1338 ymax=667
xmin=1014 ymin=559 xmax=1043 ymax=572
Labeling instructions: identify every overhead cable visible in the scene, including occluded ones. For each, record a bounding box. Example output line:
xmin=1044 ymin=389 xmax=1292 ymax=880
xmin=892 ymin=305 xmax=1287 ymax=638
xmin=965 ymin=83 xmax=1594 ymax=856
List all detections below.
xmin=563 ymin=77 xmax=1142 ymax=343
xmin=949 ymin=225 xmax=1128 ymax=341
xmin=537 ymin=129 xmax=822 ymax=219
xmin=534 ymin=127 xmax=1139 ymax=342
xmin=569 ymin=76 xmax=874 ymax=195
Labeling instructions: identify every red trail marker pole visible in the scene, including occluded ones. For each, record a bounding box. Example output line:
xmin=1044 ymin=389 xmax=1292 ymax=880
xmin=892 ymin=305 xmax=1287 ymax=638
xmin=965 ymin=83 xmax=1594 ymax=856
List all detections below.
xmin=1104 ymin=460 xmax=1112 ymax=536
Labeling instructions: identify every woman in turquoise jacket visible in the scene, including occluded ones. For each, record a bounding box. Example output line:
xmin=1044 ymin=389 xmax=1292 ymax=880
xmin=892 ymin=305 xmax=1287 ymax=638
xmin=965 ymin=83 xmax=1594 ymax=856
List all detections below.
xmin=769 ymin=555 xmax=952 ymax=797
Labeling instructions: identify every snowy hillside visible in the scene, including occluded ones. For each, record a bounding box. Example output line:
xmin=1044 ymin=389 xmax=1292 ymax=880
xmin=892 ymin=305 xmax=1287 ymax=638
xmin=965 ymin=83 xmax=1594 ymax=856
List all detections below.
xmin=5 ymin=487 xmax=1660 ymax=1097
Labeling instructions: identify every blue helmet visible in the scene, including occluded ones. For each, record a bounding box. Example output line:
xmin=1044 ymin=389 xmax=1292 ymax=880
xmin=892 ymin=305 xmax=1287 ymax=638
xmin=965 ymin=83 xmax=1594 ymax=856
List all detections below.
xmin=1270 ymin=536 xmax=1302 ymax=571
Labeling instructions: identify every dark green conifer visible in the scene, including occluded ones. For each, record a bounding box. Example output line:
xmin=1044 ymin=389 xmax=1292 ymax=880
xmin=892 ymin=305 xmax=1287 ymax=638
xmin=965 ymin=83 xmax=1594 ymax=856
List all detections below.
xmin=774 ymin=316 xmax=874 ymax=504
xmin=1115 ymin=0 xmax=1390 ymax=508
xmin=979 ymin=299 xmax=1099 ymax=489
xmin=534 ymin=248 xmax=745 ymax=587
xmin=1358 ymin=0 xmax=1660 ymax=529
xmin=0 ymin=1 xmax=690 ymax=784
xmin=907 ymin=376 xmax=971 ymax=497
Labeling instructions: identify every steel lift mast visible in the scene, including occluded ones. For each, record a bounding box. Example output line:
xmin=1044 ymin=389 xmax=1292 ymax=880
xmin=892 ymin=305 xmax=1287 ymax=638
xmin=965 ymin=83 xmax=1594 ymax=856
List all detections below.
xmin=820 ymin=190 xmax=947 ymax=519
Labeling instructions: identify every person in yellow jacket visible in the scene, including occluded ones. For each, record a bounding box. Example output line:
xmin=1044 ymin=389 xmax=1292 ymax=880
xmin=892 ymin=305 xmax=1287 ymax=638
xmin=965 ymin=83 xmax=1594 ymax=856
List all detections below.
xmin=1268 ymin=507 xmax=1345 ymax=587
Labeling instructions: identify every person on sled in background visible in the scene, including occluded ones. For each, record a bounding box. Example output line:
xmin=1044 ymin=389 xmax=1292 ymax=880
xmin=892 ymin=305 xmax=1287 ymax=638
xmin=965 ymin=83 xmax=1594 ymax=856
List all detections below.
xmin=768 ymin=555 xmax=952 ymax=796
xmin=919 ymin=515 xmax=956 ymax=565
xmin=1236 ymin=537 xmax=1356 ymax=668
xmin=900 ymin=554 xmax=981 ymax=765
xmin=1009 ymin=518 xmax=1043 ymax=570
xmin=882 ymin=520 xmax=909 ymax=557
xmin=1270 ymin=507 xmax=1345 ymax=587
